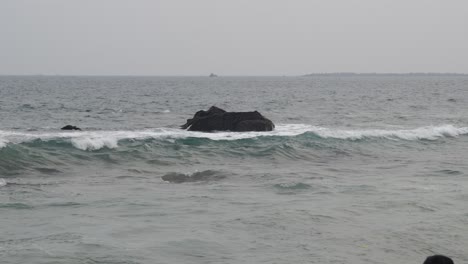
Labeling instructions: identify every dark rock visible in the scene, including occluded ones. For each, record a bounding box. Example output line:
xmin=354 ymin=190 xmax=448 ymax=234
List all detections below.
xmin=162 ymin=170 xmax=226 ymax=183
xmin=61 ymin=125 xmax=81 ymax=131
xmin=423 ymin=255 xmax=454 ymax=264
xmin=181 ymin=106 xmax=274 ymax=132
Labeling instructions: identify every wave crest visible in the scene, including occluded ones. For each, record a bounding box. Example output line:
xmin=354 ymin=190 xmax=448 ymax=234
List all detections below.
xmin=0 ymin=124 xmax=467 ymax=151
xmin=310 ymin=124 xmax=468 ymax=140
xmin=71 ymin=137 xmax=119 ymax=151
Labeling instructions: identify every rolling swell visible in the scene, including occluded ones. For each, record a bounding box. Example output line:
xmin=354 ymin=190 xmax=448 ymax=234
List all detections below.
xmin=0 ymin=124 xmax=467 ymax=174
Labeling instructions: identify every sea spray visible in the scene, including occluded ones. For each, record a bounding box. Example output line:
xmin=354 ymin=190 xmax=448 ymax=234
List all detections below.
xmin=0 ymin=124 xmax=467 ymax=151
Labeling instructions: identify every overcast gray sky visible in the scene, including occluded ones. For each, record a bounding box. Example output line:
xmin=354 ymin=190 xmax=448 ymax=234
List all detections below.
xmin=1 ymin=0 xmax=467 ymax=75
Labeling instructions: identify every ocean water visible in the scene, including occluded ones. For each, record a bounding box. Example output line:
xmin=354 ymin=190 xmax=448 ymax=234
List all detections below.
xmin=0 ymin=76 xmax=467 ymax=264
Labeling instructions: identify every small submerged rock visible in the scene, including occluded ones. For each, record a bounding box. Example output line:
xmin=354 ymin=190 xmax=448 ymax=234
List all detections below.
xmin=162 ymin=170 xmax=226 ymax=183
xmin=61 ymin=125 xmax=81 ymax=131
xmin=34 ymin=167 xmax=62 ymax=174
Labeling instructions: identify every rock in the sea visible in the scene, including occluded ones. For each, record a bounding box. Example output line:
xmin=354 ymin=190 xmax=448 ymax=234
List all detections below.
xmin=423 ymin=255 xmax=454 ymax=264
xmin=162 ymin=170 xmax=226 ymax=183
xmin=181 ymin=106 xmax=274 ymax=132
xmin=61 ymin=125 xmax=81 ymax=131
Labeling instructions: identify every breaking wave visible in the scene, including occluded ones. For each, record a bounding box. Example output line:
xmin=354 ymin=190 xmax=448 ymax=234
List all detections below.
xmin=307 ymin=124 xmax=468 ymax=141
xmin=0 ymin=124 xmax=467 ymax=151
xmin=1 ymin=124 xmax=467 ymax=176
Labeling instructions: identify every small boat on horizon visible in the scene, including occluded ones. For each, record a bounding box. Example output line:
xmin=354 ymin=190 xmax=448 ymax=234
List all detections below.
xmin=209 ymin=73 xmax=218 ymax=77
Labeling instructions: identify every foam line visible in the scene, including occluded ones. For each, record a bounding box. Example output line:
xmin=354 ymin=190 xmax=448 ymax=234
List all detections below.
xmin=0 ymin=124 xmax=467 ymax=150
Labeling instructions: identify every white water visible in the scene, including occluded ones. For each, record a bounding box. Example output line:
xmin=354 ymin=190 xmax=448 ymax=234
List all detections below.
xmin=0 ymin=124 xmax=467 ymax=150
xmin=311 ymin=124 xmax=468 ymax=141
xmin=0 ymin=138 xmax=7 ymax=149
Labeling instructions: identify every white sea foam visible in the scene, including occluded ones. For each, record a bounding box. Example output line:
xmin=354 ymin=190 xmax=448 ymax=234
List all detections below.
xmin=0 ymin=139 xmax=7 ymax=149
xmin=311 ymin=124 xmax=468 ymax=140
xmin=0 ymin=124 xmax=467 ymax=151
xmin=71 ymin=137 xmax=119 ymax=151
xmin=177 ymin=124 xmax=468 ymax=141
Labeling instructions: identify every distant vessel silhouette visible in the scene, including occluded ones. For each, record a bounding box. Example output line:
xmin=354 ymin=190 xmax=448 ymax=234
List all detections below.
xmin=209 ymin=73 xmax=218 ymax=77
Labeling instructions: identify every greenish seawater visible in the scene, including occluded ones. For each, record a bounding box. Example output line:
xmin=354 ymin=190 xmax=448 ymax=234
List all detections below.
xmin=1 ymin=76 xmax=468 ymax=263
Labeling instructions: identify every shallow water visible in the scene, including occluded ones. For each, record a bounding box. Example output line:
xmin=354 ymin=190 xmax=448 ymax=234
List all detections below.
xmin=1 ymin=76 xmax=467 ymax=263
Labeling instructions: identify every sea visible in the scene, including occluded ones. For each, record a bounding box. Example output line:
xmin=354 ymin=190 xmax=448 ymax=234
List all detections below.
xmin=0 ymin=75 xmax=467 ymax=264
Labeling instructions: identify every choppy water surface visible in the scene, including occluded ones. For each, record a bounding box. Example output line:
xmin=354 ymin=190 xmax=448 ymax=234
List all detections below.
xmin=1 ymin=76 xmax=468 ymax=264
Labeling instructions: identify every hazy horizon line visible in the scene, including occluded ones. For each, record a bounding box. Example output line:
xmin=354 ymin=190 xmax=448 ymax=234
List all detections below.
xmin=1 ymin=72 xmax=468 ymax=77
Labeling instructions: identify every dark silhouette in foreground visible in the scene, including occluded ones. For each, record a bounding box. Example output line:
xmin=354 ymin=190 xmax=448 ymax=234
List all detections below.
xmin=424 ymin=255 xmax=454 ymax=264
xmin=181 ymin=106 xmax=274 ymax=132
xmin=61 ymin=125 xmax=81 ymax=131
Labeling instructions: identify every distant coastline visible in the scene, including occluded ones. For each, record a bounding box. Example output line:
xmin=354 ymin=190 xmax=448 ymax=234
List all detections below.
xmin=303 ymin=72 xmax=468 ymax=77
